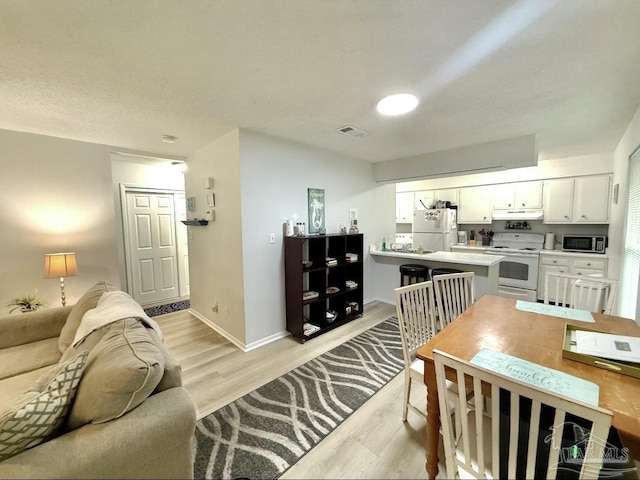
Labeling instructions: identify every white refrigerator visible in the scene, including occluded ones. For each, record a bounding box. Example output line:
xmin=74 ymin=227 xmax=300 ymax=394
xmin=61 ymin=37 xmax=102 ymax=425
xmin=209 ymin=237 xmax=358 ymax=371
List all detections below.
xmin=412 ymin=209 xmax=458 ymax=252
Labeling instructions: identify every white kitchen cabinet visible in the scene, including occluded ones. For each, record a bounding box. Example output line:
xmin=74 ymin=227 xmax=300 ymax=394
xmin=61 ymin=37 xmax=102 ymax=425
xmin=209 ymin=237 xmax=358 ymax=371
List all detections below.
xmin=543 ymin=175 xmax=611 ymax=224
xmin=537 ymin=252 xmax=608 ymax=301
xmin=458 ymin=185 xmax=492 ymax=224
xmin=434 ymin=188 xmax=459 ymax=205
xmin=573 ymin=175 xmax=611 ymax=223
xmin=492 ymin=181 xmax=543 ymax=209
xmin=414 ymin=190 xmax=435 ymax=210
xmin=396 ymin=192 xmax=415 ymax=223
xmin=543 ymin=177 xmax=573 ymax=222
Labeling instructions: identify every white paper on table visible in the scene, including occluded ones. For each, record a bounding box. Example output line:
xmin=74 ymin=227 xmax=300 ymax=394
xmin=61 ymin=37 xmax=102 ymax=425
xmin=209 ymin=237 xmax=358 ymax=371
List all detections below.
xmin=575 ymin=331 xmax=640 ymax=363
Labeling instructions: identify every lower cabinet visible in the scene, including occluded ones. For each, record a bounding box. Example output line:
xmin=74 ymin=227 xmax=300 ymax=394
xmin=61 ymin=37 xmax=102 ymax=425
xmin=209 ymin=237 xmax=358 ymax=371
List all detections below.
xmin=285 ymin=234 xmax=364 ymax=341
xmin=538 ymin=253 xmax=608 ymax=301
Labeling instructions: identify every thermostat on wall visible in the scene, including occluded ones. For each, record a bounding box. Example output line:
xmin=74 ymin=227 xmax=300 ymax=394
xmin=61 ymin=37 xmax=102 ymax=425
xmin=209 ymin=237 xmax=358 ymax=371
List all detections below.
xmin=203 ymin=177 xmax=214 ymax=189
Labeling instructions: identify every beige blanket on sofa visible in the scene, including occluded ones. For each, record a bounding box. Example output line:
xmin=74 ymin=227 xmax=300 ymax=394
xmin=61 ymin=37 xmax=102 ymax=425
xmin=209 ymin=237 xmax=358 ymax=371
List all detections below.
xmin=72 ymin=291 xmax=164 ymax=347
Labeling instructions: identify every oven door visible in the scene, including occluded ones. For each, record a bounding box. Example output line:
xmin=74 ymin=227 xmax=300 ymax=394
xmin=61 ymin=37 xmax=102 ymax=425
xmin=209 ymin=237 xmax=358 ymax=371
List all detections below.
xmin=486 ymin=251 xmax=539 ymax=290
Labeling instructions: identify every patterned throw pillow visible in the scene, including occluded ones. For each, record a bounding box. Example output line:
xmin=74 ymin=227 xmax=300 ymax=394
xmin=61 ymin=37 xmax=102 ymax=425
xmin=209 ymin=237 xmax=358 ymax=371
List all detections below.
xmin=0 ymin=351 xmax=88 ymax=460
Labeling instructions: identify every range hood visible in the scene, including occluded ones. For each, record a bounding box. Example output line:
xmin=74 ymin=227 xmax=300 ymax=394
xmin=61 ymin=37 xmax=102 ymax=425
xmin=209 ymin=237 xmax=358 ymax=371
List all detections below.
xmin=491 ymin=209 xmax=544 ymax=221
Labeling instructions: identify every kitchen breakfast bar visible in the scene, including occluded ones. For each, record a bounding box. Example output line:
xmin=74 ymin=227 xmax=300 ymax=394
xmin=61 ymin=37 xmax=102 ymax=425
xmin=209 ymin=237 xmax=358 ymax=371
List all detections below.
xmin=370 ymin=249 xmax=504 ymax=298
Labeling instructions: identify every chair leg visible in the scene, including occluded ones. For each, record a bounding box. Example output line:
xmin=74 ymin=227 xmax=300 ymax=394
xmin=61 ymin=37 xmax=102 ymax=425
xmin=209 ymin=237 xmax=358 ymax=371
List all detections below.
xmin=403 ymin=370 xmax=411 ymax=422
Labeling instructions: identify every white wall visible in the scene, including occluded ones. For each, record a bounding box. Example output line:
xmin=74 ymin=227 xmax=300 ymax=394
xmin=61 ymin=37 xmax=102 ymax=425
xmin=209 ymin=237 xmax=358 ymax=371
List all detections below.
xmin=185 ymin=129 xmax=247 ymax=345
xmin=237 ymin=130 xmax=394 ymax=347
xmin=396 ymin=153 xmax=613 ymax=191
xmin=0 ymin=130 xmax=119 ymax=312
xmin=612 ymin=105 xmax=640 ymax=319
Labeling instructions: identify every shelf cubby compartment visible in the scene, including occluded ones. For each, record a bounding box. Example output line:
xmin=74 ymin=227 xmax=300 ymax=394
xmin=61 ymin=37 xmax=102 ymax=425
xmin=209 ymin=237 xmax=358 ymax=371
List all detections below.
xmin=285 ymin=233 xmax=363 ymax=341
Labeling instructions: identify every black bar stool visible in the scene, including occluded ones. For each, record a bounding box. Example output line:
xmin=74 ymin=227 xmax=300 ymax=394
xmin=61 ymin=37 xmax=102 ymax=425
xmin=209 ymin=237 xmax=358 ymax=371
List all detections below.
xmin=399 ymin=264 xmax=430 ymax=286
xmin=431 ymin=267 xmax=463 ymax=278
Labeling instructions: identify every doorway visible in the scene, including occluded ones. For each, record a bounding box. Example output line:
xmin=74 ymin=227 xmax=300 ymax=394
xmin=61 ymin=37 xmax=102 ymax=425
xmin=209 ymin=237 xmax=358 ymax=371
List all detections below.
xmin=122 ymin=187 xmax=189 ymax=306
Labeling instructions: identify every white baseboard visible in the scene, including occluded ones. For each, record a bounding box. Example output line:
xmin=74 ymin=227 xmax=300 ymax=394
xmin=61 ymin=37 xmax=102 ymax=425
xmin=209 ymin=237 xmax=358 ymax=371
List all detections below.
xmin=188 ymin=308 xmax=289 ymax=352
xmin=244 ymin=330 xmax=290 ymax=352
xmin=365 ymin=296 xmax=394 ymax=305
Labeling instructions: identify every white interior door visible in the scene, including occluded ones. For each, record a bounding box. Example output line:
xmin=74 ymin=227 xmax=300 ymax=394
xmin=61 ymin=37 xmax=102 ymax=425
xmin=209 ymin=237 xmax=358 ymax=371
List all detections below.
xmin=125 ymin=191 xmax=180 ymax=305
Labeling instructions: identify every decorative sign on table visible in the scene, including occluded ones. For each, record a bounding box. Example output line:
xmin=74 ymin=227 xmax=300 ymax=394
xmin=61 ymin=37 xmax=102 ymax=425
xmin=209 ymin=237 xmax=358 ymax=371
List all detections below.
xmin=307 ymin=188 xmax=326 ymax=234
xmin=516 ymin=300 xmax=595 ymax=323
xmin=471 ymin=348 xmax=600 ymax=405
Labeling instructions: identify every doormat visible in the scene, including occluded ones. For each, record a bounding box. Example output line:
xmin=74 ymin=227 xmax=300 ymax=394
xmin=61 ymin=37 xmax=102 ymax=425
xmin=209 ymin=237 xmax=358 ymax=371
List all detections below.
xmin=143 ymin=299 xmax=190 ymax=317
xmin=193 ymin=317 xmax=403 ymax=479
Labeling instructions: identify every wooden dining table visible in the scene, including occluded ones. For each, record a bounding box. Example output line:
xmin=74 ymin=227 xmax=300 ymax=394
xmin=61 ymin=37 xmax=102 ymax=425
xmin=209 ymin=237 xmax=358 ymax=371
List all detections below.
xmin=416 ymin=294 xmax=640 ymax=479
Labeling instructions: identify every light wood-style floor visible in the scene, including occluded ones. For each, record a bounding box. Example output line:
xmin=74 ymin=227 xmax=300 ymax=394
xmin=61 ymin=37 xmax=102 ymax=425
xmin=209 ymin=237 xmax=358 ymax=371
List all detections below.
xmin=155 ymin=301 xmax=435 ymax=479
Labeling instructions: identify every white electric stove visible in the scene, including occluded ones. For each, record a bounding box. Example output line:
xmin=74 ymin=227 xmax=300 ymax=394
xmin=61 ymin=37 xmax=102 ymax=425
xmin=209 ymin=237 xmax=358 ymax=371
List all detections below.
xmin=485 ymin=233 xmax=545 ymax=301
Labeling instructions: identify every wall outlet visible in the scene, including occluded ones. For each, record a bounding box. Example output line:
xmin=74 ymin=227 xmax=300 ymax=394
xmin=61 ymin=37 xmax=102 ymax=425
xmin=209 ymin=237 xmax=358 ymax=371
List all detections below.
xmin=270 ymin=233 xmax=275 ymax=243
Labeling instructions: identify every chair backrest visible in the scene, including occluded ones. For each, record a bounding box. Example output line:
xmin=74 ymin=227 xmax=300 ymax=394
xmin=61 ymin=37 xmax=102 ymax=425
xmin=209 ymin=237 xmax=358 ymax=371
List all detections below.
xmin=544 ymin=271 xmax=619 ymax=314
xmin=393 ymin=281 xmax=437 ymax=364
xmin=433 ymin=349 xmax=613 ymax=480
xmin=433 ymin=272 xmax=475 ymax=329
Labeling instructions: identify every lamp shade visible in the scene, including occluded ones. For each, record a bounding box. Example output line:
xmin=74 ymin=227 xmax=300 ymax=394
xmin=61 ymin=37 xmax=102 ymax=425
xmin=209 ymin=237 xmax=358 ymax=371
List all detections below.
xmin=44 ymin=253 xmax=79 ymax=278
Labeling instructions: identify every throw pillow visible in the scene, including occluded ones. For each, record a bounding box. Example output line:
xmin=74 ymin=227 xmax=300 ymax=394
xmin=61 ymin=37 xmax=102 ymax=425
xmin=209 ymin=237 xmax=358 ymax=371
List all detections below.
xmin=0 ymin=351 xmax=88 ymax=461
xmin=58 ymin=280 xmax=115 ymax=353
xmin=66 ymin=318 xmax=164 ymax=430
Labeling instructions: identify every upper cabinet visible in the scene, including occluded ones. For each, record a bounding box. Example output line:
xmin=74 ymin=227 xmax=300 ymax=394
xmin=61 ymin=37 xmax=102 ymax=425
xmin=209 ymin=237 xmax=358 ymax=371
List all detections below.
xmin=396 ymin=191 xmax=415 ymax=223
xmin=414 ymin=189 xmax=458 ymax=210
xmin=414 ymin=190 xmax=435 ymax=210
xmin=435 ymin=188 xmax=459 ymax=205
xmin=458 ymin=185 xmax=492 ymax=224
xmin=492 ymin=181 xmax=543 ymax=209
xmin=543 ymin=175 xmax=611 ymax=224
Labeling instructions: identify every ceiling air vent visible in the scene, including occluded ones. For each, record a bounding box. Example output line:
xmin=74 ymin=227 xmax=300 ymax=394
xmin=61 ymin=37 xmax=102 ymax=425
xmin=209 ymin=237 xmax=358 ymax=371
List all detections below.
xmin=336 ymin=125 xmax=369 ymax=138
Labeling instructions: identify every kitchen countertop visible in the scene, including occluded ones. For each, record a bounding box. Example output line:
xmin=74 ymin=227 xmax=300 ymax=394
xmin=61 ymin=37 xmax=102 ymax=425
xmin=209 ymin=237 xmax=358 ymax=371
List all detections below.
xmin=539 ymin=249 xmax=611 ymax=259
xmin=450 ymin=245 xmax=489 ymax=252
xmin=370 ymin=249 xmax=504 ymax=267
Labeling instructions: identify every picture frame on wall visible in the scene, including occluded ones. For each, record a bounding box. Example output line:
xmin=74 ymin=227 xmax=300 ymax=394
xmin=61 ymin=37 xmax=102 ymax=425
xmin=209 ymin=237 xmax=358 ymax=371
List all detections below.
xmin=308 ymin=188 xmax=325 ymax=234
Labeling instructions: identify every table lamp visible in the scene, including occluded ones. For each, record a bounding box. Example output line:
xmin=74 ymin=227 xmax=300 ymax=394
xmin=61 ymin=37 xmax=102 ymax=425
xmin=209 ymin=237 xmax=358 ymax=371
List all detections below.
xmin=44 ymin=252 xmax=79 ymax=306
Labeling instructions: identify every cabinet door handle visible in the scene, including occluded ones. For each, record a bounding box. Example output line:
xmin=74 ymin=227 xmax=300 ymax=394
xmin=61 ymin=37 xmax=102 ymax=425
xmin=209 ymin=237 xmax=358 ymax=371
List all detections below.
xmin=587 ymin=263 xmax=591 ymax=266
xmin=508 ymin=203 xmax=512 ymax=207
xmin=581 ymin=215 xmax=587 ymax=218
xmin=552 ymin=260 xmax=557 ymax=264
xmin=522 ymin=203 xmax=525 ymax=207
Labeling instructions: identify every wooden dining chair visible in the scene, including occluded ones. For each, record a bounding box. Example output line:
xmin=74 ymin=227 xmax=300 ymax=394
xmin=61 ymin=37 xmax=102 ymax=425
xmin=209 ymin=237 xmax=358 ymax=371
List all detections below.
xmin=393 ymin=280 xmax=438 ymax=421
xmin=433 ymin=349 xmax=613 ymax=480
xmin=544 ymin=271 xmax=619 ymax=314
xmin=433 ymin=272 xmax=475 ymax=331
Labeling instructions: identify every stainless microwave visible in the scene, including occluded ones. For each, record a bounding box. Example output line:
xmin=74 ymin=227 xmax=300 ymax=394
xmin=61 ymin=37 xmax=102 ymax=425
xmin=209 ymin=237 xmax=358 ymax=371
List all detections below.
xmin=562 ymin=235 xmax=606 ymax=254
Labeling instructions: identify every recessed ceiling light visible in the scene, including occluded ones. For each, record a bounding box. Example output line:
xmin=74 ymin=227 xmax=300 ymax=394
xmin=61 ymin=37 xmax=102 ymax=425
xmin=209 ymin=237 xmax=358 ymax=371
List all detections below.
xmin=161 ymin=135 xmax=178 ymax=143
xmin=376 ymin=93 xmax=419 ymax=116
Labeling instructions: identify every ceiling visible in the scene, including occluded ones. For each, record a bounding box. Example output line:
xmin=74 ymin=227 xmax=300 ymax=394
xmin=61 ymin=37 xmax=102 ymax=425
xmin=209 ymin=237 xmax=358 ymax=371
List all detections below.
xmin=1 ymin=0 xmax=640 ymax=164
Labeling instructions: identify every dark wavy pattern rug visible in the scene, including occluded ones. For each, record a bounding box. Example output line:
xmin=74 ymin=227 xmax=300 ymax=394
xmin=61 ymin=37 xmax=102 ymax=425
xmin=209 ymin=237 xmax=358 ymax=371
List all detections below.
xmin=193 ymin=318 xmax=403 ymax=479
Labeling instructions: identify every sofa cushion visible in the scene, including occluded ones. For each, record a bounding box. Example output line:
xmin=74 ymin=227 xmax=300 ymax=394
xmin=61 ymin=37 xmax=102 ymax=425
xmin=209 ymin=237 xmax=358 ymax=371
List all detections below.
xmin=0 ymin=366 xmax=50 ymax=415
xmin=0 ymin=351 xmax=87 ymax=461
xmin=58 ymin=280 xmax=115 ymax=353
xmin=0 ymin=337 xmax=61 ymax=380
xmin=148 ymin=329 xmax=182 ymax=392
xmin=58 ymin=321 xmax=113 ymax=364
xmin=66 ymin=318 xmax=165 ymax=430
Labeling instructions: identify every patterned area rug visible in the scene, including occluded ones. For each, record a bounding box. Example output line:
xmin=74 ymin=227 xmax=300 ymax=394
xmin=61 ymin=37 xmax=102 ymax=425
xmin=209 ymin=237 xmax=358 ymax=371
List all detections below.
xmin=193 ymin=318 xmax=403 ymax=479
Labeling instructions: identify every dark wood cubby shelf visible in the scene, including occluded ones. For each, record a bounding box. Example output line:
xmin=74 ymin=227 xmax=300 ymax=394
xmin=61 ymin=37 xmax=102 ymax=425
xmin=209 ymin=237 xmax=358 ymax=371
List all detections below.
xmin=285 ymin=233 xmax=364 ymax=342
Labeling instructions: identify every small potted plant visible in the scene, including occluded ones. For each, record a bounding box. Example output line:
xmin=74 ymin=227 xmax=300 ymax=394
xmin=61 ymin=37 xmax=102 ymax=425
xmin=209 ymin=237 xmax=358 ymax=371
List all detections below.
xmin=7 ymin=291 xmax=46 ymax=313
